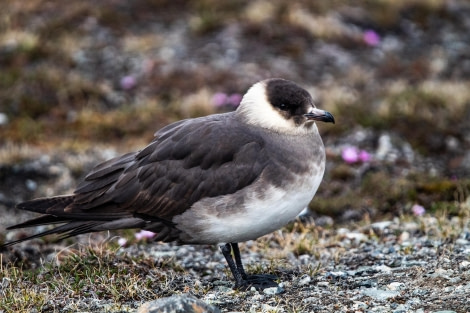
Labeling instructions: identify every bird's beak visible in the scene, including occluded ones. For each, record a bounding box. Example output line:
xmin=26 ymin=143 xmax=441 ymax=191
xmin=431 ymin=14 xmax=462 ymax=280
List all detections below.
xmin=304 ymin=108 xmax=335 ymax=124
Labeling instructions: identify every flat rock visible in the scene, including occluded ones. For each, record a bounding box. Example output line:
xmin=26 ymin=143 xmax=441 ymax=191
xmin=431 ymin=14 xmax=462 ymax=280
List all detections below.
xmin=137 ymin=295 xmax=220 ymax=313
xmin=362 ymin=288 xmax=400 ymax=301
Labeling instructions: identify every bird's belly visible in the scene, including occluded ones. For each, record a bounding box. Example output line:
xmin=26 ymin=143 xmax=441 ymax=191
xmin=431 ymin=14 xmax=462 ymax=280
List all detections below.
xmin=174 ymin=164 xmax=324 ymax=244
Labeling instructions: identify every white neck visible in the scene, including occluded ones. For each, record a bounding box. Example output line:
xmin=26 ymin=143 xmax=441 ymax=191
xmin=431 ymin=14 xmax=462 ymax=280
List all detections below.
xmin=236 ymin=81 xmax=317 ymax=136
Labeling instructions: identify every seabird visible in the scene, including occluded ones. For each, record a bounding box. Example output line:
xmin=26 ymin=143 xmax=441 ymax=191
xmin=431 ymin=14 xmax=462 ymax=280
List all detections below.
xmin=1 ymin=78 xmax=334 ymax=290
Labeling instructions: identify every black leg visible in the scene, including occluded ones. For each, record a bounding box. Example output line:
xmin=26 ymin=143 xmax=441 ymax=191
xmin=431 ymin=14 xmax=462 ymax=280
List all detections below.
xmin=220 ymin=243 xmax=245 ymax=288
xmin=231 ymin=242 xmax=248 ymax=280
xmin=220 ymin=242 xmax=279 ymax=291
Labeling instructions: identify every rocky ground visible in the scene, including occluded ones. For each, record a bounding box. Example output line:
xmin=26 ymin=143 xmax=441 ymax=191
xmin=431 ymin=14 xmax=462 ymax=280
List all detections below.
xmin=1 ymin=0 xmax=470 ymax=312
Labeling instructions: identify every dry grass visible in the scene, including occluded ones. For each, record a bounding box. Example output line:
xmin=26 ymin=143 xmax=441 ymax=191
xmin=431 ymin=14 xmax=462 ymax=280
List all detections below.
xmin=1 ymin=201 xmax=469 ymax=312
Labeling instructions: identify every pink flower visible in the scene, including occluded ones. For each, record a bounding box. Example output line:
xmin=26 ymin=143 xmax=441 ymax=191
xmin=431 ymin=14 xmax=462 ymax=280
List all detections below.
xmin=359 ymin=150 xmax=371 ymax=163
xmin=227 ymin=93 xmax=242 ymax=107
xmin=342 ymin=146 xmax=359 ymax=164
xmin=342 ymin=146 xmax=371 ymax=164
xmin=135 ymin=230 xmax=155 ymax=241
xmin=412 ymin=204 xmax=426 ymax=216
xmin=211 ymin=93 xmax=228 ymax=107
xmin=120 ymin=75 xmax=137 ymax=90
xmin=363 ymin=30 xmax=380 ymax=47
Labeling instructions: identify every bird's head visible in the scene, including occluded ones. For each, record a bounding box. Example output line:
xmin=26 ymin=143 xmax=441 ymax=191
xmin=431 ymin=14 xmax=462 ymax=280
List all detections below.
xmin=236 ymin=78 xmax=335 ymax=135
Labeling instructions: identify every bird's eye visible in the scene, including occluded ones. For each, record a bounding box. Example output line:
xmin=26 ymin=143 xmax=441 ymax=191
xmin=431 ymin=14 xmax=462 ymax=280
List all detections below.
xmin=279 ymin=103 xmax=288 ymax=110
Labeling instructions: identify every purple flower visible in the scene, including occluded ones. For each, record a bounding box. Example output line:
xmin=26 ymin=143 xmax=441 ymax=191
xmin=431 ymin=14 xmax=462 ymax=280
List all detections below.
xmin=363 ymin=30 xmax=380 ymax=47
xmin=135 ymin=230 xmax=155 ymax=241
xmin=120 ymin=75 xmax=137 ymax=90
xmin=227 ymin=93 xmax=242 ymax=107
xmin=211 ymin=93 xmax=228 ymax=108
xmin=359 ymin=150 xmax=371 ymax=163
xmin=412 ymin=204 xmax=426 ymax=216
xmin=342 ymin=146 xmax=359 ymax=164
xmin=342 ymin=146 xmax=372 ymax=164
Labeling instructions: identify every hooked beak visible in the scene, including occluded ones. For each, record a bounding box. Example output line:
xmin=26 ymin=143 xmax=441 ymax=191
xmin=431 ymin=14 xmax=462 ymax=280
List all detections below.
xmin=304 ymin=108 xmax=335 ymax=124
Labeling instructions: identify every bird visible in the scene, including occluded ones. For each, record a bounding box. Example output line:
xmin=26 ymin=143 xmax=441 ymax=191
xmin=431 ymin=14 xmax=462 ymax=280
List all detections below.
xmin=1 ymin=78 xmax=334 ymax=290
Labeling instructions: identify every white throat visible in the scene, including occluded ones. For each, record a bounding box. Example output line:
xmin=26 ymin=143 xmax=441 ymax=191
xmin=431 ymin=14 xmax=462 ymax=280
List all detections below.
xmin=236 ymin=81 xmax=316 ymax=136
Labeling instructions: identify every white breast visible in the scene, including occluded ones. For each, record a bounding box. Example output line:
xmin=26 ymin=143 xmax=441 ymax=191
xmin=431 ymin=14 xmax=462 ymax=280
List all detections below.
xmin=175 ymin=162 xmax=325 ymax=244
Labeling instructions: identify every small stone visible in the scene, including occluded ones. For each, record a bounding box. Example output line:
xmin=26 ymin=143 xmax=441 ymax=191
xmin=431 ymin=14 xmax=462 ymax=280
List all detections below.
xmin=251 ymin=294 xmax=265 ymax=301
xmin=399 ymin=231 xmax=410 ymax=242
xmin=352 ymin=301 xmax=368 ymax=310
xmin=214 ymin=285 xmax=232 ymax=293
xmin=262 ymin=304 xmax=281 ymax=312
xmin=431 ymin=268 xmax=450 ymax=279
xmin=325 ymin=271 xmax=348 ymax=280
xmin=449 ymin=277 xmax=461 ymax=284
xmin=371 ymin=221 xmax=393 ymax=232
xmin=455 ymin=238 xmax=469 ymax=245
xmin=375 ymin=265 xmax=392 ymax=273
xmin=317 ymin=281 xmax=329 ymax=288
xmin=1 ymin=277 xmax=10 ymax=289
xmin=137 ymin=294 xmax=220 ymax=313
xmin=302 ymin=297 xmax=317 ymax=304
xmin=393 ymin=304 xmax=408 ymax=313
xmin=362 ymin=288 xmax=400 ymax=301
xmin=345 ymin=232 xmax=368 ymax=243
xmin=297 ymin=274 xmax=311 ymax=286
xmin=459 ymin=260 xmax=470 ymax=269
xmin=263 ymin=286 xmax=284 ymax=295
xmin=356 ymin=279 xmax=376 ymax=288
xmin=0 ymin=113 xmax=8 ymax=126
xmin=387 ymin=282 xmax=404 ymax=291
xmin=25 ymin=179 xmax=37 ymax=191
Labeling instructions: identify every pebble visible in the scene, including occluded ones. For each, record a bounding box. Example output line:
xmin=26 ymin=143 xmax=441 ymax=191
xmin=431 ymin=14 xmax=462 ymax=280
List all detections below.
xmin=262 ymin=304 xmax=281 ymax=312
xmin=430 ymin=268 xmax=451 ymax=279
xmin=263 ymin=286 xmax=284 ymax=295
xmin=317 ymin=281 xmax=329 ymax=288
xmin=455 ymin=238 xmax=469 ymax=245
xmin=345 ymin=232 xmax=368 ymax=243
xmin=325 ymin=271 xmax=348 ymax=280
xmin=352 ymin=301 xmax=368 ymax=310
xmin=0 ymin=113 xmax=8 ymax=126
xmin=459 ymin=260 xmax=470 ymax=269
xmin=370 ymin=221 xmax=394 ymax=232
xmin=362 ymin=288 xmax=400 ymax=301
xmin=399 ymin=231 xmax=410 ymax=242
xmin=137 ymin=294 xmax=220 ymax=313
xmin=375 ymin=265 xmax=392 ymax=273
xmin=387 ymin=282 xmax=404 ymax=291
xmin=25 ymin=179 xmax=38 ymax=191
xmin=297 ymin=274 xmax=311 ymax=286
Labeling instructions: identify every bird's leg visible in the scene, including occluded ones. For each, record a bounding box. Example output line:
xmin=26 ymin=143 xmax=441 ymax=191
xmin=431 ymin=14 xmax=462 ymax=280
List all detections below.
xmin=220 ymin=242 xmax=279 ymax=291
xmin=231 ymin=242 xmax=248 ymax=280
xmin=220 ymin=243 xmax=245 ymax=288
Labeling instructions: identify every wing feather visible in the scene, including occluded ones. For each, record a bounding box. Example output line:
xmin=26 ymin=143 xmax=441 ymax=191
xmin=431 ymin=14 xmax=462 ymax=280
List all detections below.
xmin=4 ymin=113 xmax=269 ymax=244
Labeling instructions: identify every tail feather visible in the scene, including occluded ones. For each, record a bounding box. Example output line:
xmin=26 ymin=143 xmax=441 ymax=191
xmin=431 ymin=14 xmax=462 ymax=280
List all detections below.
xmin=1 ymin=221 xmax=104 ymax=247
xmin=16 ymin=195 xmax=75 ymax=215
xmin=1 ymin=192 xmax=150 ymax=248
xmin=6 ymin=215 xmax=70 ymax=230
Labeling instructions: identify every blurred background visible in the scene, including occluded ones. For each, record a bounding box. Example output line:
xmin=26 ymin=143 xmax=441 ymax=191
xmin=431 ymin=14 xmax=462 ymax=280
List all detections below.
xmin=1 ymin=0 xmax=470 ymax=233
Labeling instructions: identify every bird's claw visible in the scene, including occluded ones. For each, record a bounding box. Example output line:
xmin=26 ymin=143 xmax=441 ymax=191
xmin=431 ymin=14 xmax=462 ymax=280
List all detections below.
xmin=235 ymin=274 xmax=279 ymax=291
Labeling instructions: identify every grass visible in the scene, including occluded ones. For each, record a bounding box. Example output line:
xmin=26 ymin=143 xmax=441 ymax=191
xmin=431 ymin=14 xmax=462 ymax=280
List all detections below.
xmin=2 ymin=205 xmax=469 ymax=311
xmin=0 ymin=241 xmax=165 ymax=312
